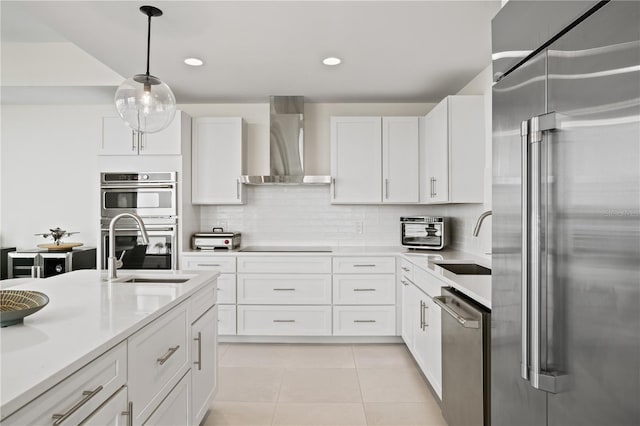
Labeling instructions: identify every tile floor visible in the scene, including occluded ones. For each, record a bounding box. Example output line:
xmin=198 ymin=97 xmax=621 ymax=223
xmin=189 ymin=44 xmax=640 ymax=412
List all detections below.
xmin=205 ymin=343 xmax=447 ymax=426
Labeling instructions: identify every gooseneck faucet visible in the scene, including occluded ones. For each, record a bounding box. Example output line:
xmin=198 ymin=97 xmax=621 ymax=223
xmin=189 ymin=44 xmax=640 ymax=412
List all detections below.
xmin=108 ymin=213 xmax=150 ymax=280
xmin=473 ymin=210 xmax=492 ymax=237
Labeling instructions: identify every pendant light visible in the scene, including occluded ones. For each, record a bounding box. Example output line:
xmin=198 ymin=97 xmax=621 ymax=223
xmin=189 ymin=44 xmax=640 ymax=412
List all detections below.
xmin=114 ymin=5 xmax=176 ymax=134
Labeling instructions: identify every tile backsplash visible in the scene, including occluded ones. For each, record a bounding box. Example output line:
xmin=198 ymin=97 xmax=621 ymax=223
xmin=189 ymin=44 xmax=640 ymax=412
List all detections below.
xmin=200 ymin=186 xmax=491 ymax=255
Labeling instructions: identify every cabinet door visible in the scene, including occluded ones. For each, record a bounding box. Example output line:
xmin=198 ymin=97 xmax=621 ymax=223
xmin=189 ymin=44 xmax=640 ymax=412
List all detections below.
xmin=192 ymin=117 xmax=244 ymax=205
xmin=382 ymin=117 xmax=419 ymax=203
xmin=141 ymin=111 xmax=185 ymax=155
xmin=80 ymin=386 xmax=128 ymax=426
xmin=423 ymin=99 xmax=449 ymax=203
xmin=401 ymin=280 xmax=418 ymax=350
xmin=101 ymin=116 xmax=138 ymax=155
xmin=192 ymin=306 xmax=218 ymax=425
xmin=425 ymin=297 xmax=442 ymax=399
xmin=143 ymin=371 xmax=191 ymax=426
xmin=330 ymin=117 xmax=382 ymax=203
xmin=218 ymin=305 xmax=237 ymax=335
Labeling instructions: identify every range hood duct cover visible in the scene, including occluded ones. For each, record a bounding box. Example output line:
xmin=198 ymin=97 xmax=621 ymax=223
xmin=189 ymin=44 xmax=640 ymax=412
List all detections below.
xmin=240 ymin=96 xmax=331 ymax=185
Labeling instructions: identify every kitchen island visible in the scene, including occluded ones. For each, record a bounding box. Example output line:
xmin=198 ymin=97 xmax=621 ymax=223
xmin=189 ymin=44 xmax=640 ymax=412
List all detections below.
xmin=0 ymin=269 xmax=219 ymax=425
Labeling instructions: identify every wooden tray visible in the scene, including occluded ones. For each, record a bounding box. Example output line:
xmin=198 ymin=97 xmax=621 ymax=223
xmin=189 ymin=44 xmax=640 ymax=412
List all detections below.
xmin=37 ymin=243 xmax=83 ymax=251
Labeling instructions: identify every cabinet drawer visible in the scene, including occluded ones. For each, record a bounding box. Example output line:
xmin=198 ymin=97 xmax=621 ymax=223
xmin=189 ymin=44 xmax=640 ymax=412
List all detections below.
xmin=400 ymin=258 xmax=414 ymax=280
xmin=218 ymin=305 xmax=237 ymax=335
xmin=79 ymin=385 xmax=128 ymax=425
xmin=237 ymin=256 xmax=331 ymax=273
xmin=143 ymin=371 xmax=191 ymax=426
xmin=237 ymin=274 xmax=331 ymax=305
xmin=414 ymin=266 xmax=445 ymax=298
xmin=332 ymin=256 xmax=396 ymax=274
xmin=237 ymin=305 xmax=332 ymax=336
xmin=333 ymin=274 xmax=395 ymax=305
xmin=216 ymin=274 xmax=236 ymax=304
xmin=128 ymin=302 xmax=189 ymax=425
xmin=3 ymin=342 xmax=127 ymax=426
xmin=190 ymin=282 xmax=217 ymax=323
xmin=182 ymin=255 xmax=236 ymax=273
xmin=333 ymin=306 xmax=396 ymax=336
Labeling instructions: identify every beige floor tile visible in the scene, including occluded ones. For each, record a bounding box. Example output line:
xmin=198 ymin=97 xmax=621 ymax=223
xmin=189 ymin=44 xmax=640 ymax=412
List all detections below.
xmin=363 ymin=402 xmax=447 ymax=426
xmin=287 ymin=344 xmax=355 ymax=368
xmin=215 ymin=367 xmax=284 ymax=402
xmin=204 ymin=401 xmax=275 ymax=426
xmin=279 ymin=368 xmax=362 ymax=403
xmin=220 ymin=343 xmax=292 ymax=368
xmin=357 ymin=368 xmax=432 ymax=403
xmin=272 ymin=403 xmax=367 ymax=425
xmin=352 ymin=344 xmax=417 ymax=369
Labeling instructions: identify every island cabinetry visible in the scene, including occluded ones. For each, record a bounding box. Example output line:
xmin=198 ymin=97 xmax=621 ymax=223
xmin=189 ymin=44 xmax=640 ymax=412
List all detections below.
xmin=191 ymin=305 xmax=218 ymax=425
xmin=144 ymin=371 xmax=191 ymax=426
xmin=2 ymin=341 xmax=127 ymax=426
xmin=237 ymin=256 xmax=332 ymax=336
xmin=78 ymin=385 xmax=129 ymax=425
xmin=332 ymin=256 xmax=396 ymax=336
xmin=128 ymin=301 xmax=190 ymax=425
xmin=182 ymin=254 xmax=237 ymax=335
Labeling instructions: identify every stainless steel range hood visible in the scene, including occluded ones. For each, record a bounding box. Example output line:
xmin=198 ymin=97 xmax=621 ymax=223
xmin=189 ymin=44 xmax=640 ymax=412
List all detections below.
xmin=240 ymin=96 xmax=331 ymax=185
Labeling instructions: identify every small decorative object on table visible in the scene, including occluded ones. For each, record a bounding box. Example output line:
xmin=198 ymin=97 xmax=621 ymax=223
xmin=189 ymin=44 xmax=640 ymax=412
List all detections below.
xmin=35 ymin=227 xmax=83 ymax=251
xmin=0 ymin=290 xmax=49 ymax=327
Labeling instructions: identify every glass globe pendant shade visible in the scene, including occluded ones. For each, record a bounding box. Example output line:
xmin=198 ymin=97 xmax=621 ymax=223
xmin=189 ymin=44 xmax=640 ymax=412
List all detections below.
xmin=115 ymin=73 xmax=176 ymax=134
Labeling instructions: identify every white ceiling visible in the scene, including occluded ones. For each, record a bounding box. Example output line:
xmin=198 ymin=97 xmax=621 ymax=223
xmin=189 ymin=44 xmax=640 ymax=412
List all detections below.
xmin=1 ymin=1 xmax=501 ymax=103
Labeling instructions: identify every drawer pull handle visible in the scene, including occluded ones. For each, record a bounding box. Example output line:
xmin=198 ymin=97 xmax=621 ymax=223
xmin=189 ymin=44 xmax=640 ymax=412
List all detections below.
xmin=157 ymin=345 xmax=180 ymax=365
xmin=273 ymin=288 xmax=296 ymax=291
xmin=197 ymin=263 xmax=221 ymax=267
xmin=194 ymin=332 xmax=202 ymax=371
xmin=353 ymin=288 xmax=376 ymax=292
xmin=52 ymin=385 xmax=103 ymax=425
xmin=401 ymin=280 xmax=409 ymax=286
xmin=401 ymin=267 xmax=410 ymax=272
xmin=353 ymin=264 xmax=376 ymax=267
xmin=273 ymin=319 xmax=296 ymax=323
xmin=121 ymin=401 xmax=133 ymax=426
xmin=354 ymin=320 xmax=377 ymax=323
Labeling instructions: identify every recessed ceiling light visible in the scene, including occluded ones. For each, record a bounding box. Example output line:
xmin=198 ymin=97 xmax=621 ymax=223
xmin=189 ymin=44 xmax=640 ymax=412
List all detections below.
xmin=184 ymin=57 xmax=204 ymax=67
xmin=322 ymin=57 xmax=342 ymax=66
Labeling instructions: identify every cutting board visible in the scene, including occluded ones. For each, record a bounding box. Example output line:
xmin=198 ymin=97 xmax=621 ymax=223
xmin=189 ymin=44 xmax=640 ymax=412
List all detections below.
xmin=37 ymin=243 xmax=83 ymax=251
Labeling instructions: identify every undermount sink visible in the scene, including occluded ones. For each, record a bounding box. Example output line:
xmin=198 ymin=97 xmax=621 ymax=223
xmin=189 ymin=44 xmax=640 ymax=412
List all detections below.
xmin=435 ymin=263 xmax=491 ymax=275
xmin=123 ymin=277 xmax=190 ymax=284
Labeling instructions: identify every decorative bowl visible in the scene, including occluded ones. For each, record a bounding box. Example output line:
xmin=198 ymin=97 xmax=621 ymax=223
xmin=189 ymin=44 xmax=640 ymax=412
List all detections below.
xmin=0 ymin=290 xmax=49 ymax=327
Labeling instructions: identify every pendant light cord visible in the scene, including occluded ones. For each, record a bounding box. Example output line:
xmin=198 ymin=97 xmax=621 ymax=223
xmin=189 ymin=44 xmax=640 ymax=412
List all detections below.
xmin=145 ymin=13 xmax=152 ymax=77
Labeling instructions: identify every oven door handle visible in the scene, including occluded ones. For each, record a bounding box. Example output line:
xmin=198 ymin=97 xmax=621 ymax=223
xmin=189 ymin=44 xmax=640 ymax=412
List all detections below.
xmin=101 ymin=184 xmax=175 ymax=190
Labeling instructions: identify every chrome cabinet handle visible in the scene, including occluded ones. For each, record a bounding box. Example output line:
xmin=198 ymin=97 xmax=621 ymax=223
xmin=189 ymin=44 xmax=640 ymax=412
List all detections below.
xmin=385 ymin=178 xmax=389 ymax=199
xmin=332 ymin=177 xmax=336 ymax=199
xmin=157 ymin=345 xmax=180 ymax=365
xmin=433 ymin=296 xmax=479 ymax=329
xmin=194 ymin=332 xmax=202 ymax=371
xmin=52 ymin=385 xmax=103 ymax=425
xmin=197 ymin=263 xmax=221 ymax=267
xmin=432 ymin=178 xmax=437 ymax=196
xmin=520 ymin=119 xmax=530 ymax=381
xmin=429 ymin=177 xmax=435 ymax=197
xmin=401 ymin=267 xmax=410 ymax=272
xmin=273 ymin=319 xmax=295 ymax=323
xmin=353 ymin=288 xmax=376 ymax=292
xmin=236 ymin=179 xmax=240 ymax=199
xmin=132 ymin=132 xmax=136 ymax=152
xmin=353 ymin=264 xmax=376 ymax=267
xmin=140 ymin=132 xmax=145 ymax=150
xmin=354 ymin=320 xmax=376 ymax=323
xmin=401 ymin=279 xmax=409 ymax=286
xmin=121 ymin=401 xmax=133 ymax=426
xmin=424 ymin=303 xmax=429 ymax=328
xmin=419 ymin=300 xmax=425 ymax=330
xmin=273 ymin=288 xmax=296 ymax=291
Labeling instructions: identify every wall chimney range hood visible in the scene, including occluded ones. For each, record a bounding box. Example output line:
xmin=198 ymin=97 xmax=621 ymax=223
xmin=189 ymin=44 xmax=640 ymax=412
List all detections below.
xmin=240 ymin=96 xmax=331 ymax=185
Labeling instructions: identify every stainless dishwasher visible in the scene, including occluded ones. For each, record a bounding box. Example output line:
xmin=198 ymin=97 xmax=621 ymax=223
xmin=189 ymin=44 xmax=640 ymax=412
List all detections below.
xmin=433 ymin=287 xmax=490 ymax=426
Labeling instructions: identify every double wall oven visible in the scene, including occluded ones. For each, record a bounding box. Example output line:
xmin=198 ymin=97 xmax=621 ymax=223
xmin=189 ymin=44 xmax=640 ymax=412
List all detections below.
xmin=100 ymin=172 xmax=177 ymax=270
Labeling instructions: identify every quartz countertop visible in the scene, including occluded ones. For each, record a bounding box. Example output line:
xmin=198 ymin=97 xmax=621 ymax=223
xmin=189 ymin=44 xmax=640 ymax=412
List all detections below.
xmin=0 ymin=269 xmax=219 ymax=418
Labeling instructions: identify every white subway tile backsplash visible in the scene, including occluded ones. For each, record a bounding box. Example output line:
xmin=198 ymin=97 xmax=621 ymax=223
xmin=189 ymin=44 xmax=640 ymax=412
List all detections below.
xmin=200 ymin=186 xmax=491 ymax=255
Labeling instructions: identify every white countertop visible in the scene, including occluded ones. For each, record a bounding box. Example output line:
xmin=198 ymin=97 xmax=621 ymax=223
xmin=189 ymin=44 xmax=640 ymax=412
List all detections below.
xmin=0 ymin=269 xmax=219 ymax=418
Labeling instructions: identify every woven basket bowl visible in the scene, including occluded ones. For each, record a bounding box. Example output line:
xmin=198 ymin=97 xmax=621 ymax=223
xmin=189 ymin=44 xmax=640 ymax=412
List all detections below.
xmin=0 ymin=290 xmax=49 ymax=327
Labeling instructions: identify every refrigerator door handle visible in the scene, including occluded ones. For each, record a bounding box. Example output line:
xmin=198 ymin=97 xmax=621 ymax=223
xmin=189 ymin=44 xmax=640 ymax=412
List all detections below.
xmin=520 ymin=119 xmax=530 ymax=381
xmin=526 ymin=112 xmax=567 ymax=394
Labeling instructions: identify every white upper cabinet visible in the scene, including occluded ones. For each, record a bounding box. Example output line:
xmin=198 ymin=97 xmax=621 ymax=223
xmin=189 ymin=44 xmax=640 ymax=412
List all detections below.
xmin=382 ymin=117 xmax=420 ymax=203
xmin=191 ymin=117 xmax=245 ymax=205
xmin=331 ymin=116 xmax=419 ymax=204
xmin=100 ymin=111 xmax=188 ymax=156
xmin=330 ymin=117 xmax=382 ymax=204
xmin=420 ymin=95 xmax=485 ymax=204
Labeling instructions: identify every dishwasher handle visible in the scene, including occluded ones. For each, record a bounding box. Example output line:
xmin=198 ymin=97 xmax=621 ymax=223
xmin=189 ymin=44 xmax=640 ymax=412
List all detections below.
xmin=433 ymin=296 xmax=480 ymax=329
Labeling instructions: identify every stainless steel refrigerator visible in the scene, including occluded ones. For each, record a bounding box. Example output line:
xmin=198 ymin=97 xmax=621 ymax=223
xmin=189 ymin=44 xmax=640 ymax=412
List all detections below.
xmin=491 ymin=1 xmax=640 ymax=425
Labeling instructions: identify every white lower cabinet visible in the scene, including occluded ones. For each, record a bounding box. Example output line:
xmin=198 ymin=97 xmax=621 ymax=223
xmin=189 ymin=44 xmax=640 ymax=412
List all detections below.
xmin=333 ymin=274 xmax=395 ymax=305
xmin=237 ymin=305 xmax=332 ymax=336
xmin=237 ymin=274 xmax=331 ymax=305
xmin=333 ymin=306 xmax=396 ymax=336
xmin=191 ymin=306 xmax=218 ymax=425
xmin=80 ymin=386 xmax=129 ymax=426
xmin=218 ymin=304 xmax=237 ymax=335
xmin=144 ymin=371 xmax=191 ymax=426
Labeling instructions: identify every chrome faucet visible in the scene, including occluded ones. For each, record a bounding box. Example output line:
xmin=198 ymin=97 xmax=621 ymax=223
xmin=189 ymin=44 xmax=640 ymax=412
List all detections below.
xmin=108 ymin=213 xmax=150 ymax=280
xmin=473 ymin=210 xmax=492 ymax=237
